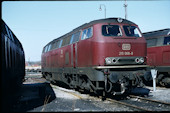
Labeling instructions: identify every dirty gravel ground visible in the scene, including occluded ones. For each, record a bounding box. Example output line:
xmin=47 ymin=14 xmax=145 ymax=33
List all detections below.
xmin=13 ymin=72 xmax=170 ymax=112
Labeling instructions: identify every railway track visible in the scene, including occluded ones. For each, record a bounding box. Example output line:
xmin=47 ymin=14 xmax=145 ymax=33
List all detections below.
xmin=51 ymin=84 xmax=170 ymax=111
xmin=106 ymin=95 xmax=170 ymax=111
xmin=24 ymin=74 xmax=47 ymax=84
xmin=123 ymin=95 xmax=170 ymax=111
xmin=110 ymin=95 xmax=170 ymax=111
xmin=106 ymin=98 xmax=149 ymax=111
xmin=25 ymin=75 xmax=170 ymax=111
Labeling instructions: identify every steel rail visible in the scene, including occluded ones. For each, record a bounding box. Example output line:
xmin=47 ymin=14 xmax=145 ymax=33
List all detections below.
xmin=105 ymin=98 xmax=151 ymax=111
xmin=129 ymin=95 xmax=170 ymax=106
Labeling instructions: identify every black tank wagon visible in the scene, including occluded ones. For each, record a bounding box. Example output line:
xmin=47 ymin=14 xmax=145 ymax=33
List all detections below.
xmin=1 ymin=19 xmax=25 ymax=112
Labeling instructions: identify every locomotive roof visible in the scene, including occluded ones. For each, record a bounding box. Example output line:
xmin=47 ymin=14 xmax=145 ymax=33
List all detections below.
xmin=143 ymin=28 xmax=170 ymax=39
xmin=46 ymin=18 xmax=136 ymax=46
xmin=72 ymin=17 xmax=136 ymax=31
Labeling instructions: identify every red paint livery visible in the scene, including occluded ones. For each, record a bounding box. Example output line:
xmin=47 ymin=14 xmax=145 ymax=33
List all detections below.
xmin=143 ymin=29 xmax=170 ymax=87
xmin=42 ymin=21 xmax=146 ymax=68
xmin=147 ymin=46 xmax=170 ymax=66
xmin=42 ymin=18 xmax=148 ymax=95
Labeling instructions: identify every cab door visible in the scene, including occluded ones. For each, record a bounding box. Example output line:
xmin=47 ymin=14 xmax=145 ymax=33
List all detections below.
xmin=71 ymin=43 xmax=77 ymax=67
xmin=70 ymin=31 xmax=81 ymax=68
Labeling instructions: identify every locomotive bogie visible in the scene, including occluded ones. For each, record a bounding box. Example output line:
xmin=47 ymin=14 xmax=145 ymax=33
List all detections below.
xmin=42 ymin=66 xmax=146 ymax=95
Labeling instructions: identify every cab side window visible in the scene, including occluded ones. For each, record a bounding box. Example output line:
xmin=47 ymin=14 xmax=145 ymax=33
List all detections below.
xmin=47 ymin=44 xmax=51 ymax=51
xmin=62 ymin=35 xmax=71 ymax=47
xmin=70 ymin=31 xmax=80 ymax=44
xmin=81 ymin=27 xmax=93 ymax=40
xmin=44 ymin=46 xmax=49 ymax=53
xmin=164 ymin=36 xmax=170 ymax=45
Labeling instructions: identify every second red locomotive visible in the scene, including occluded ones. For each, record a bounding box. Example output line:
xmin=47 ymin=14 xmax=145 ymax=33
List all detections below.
xmin=41 ymin=18 xmax=148 ymax=96
xmin=143 ymin=29 xmax=170 ymax=87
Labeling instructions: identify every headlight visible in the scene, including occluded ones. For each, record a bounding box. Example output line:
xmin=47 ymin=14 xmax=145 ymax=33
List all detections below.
xmin=105 ymin=58 xmax=112 ymax=64
xmin=135 ymin=57 xmax=144 ymax=64
xmin=139 ymin=58 xmax=144 ymax=63
xmin=112 ymin=58 xmax=117 ymax=64
xmin=135 ymin=58 xmax=140 ymax=63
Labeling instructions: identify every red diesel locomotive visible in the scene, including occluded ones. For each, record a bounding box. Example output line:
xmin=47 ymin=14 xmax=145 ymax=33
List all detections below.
xmin=143 ymin=29 xmax=170 ymax=87
xmin=41 ymin=18 xmax=148 ymax=95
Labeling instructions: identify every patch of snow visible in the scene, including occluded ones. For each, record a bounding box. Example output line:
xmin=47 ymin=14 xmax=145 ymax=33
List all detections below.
xmin=52 ymin=88 xmax=78 ymax=100
xmin=51 ymin=85 xmax=90 ymax=100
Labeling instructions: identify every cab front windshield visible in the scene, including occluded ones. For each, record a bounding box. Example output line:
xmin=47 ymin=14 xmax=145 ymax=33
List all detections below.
xmin=123 ymin=26 xmax=142 ymax=37
xmin=102 ymin=25 xmax=122 ymax=36
xmin=102 ymin=25 xmax=142 ymax=37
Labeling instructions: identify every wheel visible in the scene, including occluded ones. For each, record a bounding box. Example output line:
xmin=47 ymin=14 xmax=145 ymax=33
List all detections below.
xmin=160 ymin=77 xmax=170 ymax=87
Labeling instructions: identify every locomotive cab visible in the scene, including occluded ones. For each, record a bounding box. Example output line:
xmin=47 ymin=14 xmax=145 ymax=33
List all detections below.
xmin=90 ymin=19 xmax=147 ymax=95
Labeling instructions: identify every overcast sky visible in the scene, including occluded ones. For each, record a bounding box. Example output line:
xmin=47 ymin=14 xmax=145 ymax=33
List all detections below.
xmin=2 ymin=0 xmax=170 ymax=61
